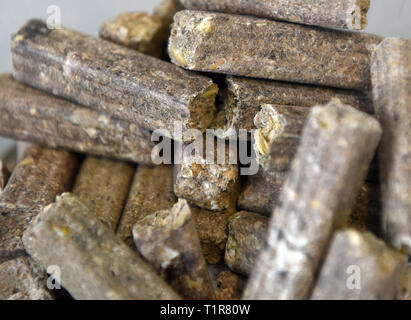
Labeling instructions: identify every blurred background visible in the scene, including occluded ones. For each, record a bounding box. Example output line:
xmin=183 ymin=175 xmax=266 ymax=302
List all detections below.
xmin=0 ymin=0 xmax=410 ymax=157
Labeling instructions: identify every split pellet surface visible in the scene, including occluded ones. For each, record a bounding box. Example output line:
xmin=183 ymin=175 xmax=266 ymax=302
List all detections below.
xmin=11 ymin=19 xmax=218 ymax=140
xmin=169 ymin=11 xmax=382 ymax=90
xmin=0 ymin=75 xmax=153 ymax=164
xmin=244 ymin=101 xmax=382 ymax=300
xmin=23 ymin=193 xmax=180 ymax=300
xmin=219 ymin=76 xmax=373 ymax=136
xmin=72 ymin=156 xmax=135 ymax=231
xmin=371 ymin=38 xmax=411 ymax=254
xmin=180 ymin=0 xmax=370 ymax=30
xmin=133 ymin=200 xmax=215 ymax=300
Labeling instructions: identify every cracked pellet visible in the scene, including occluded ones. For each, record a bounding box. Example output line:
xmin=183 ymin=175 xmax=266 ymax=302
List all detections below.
xmin=311 ymin=229 xmax=406 ymax=300
xmin=225 ymin=211 xmax=268 ymax=276
xmin=243 ymin=101 xmax=382 ymax=300
xmin=371 ymin=38 xmax=411 ymax=254
xmin=116 ymin=165 xmax=176 ymax=248
xmin=218 ymin=76 xmax=373 ymax=137
xmin=11 ymin=20 xmax=218 ymax=141
xmin=23 ymin=193 xmax=180 ymax=300
xmin=215 ymin=269 xmax=247 ymax=301
xmin=133 ymin=199 xmax=215 ymax=300
xmin=180 ymin=0 xmax=370 ymax=30
xmin=0 ymin=146 xmax=78 ymax=263
xmin=72 ymin=156 xmax=135 ymax=231
xmin=100 ymin=12 xmax=169 ymax=58
xmin=191 ymin=206 xmax=235 ymax=264
xmin=0 ymin=74 xmax=153 ymax=164
xmin=169 ymin=11 xmax=382 ymax=90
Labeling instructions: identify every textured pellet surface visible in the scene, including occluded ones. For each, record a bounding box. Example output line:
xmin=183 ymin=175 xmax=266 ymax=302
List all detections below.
xmin=169 ymin=11 xmax=382 ymax=90
xmin=0 ymin=74 xmax=153 ymax=164
xmin=180 ymin=0 xmax=370 ymax=30
xmin=244 ymin=101 xmax=382 ymax=300
xmin=12 ymin=20 xmax=218 ymax=139
xmin=371 ymin=38 xmax=411 ymax=254
xmin=23 ymin=194 xmax=180 ymax=300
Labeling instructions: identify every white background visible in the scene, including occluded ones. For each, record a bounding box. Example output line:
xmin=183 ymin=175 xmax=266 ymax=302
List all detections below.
xmin=1 ymin=0 xmax=410 ymax=156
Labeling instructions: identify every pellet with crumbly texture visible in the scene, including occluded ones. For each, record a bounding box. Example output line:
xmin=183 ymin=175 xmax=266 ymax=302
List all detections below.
xmin=244 ymin=101 xmax=382 ymax=300
xmin=371 ymin=38 xmax=411 ymax=254
xmin=0 ymin=147 xmax=78 ymax=263
xmin=174 ymin=141 xmax=239 ymax=211
xmin=225 ymin=211 xmax=268 ymax=276
xmin=180 ymin=0 xmax=370 ymax=30
xmin=116 ymin=165 xmax=176 ymax=248
xmin=191 ymin=206 xmax=235 ymax=264
xmin=311 ymin=229 xmax=406 ymax=300
xmin=0 ymin=256 xmax=53 ymax=300
xmin=23 ymin=193 xmax=180 ymax=300
xmin=169 ymin=11 xmax=382 ymax=90
xmin=215 ymin=269 xmax=247 ymax=301
xmin=133 ymin=199 xmax=214 ymax=300
xmin=217 ymin=76 xmax=373 ymax=138
xmin=0 ymin=160 xmax=10 ymax=192
xmin=100 ymin=13 xmax=169 ymax=58
xmin=0 ymin=74 xmax=153 ymax=164
xmin=11 ymin=20 xmax=218 ymax=141
xmin=73 ymin=156 xmax=135 ymax=231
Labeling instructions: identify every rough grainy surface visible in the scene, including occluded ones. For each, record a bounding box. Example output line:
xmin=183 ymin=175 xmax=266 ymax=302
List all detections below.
xmin=371 ymin=38 xmax=411 ymax=254
xmin=191 ymin=206 xmax=235 ymax=264
xmin=100 ymin=13 xmax=169 ymax=58
xmin=174 ymin=143 xmax=239 ymax=211
xmin=225 ymin=212 xmax=268 ymax=276
xmin=396 ymin=268 xmax=411 ymax=300
xmin=154 ymin=0 xmax=184 ymax=26
xmin=0 ymin=255 xmax=52 ymax=300
xmin=244 ymin=101 xmax=382 ymax=300
xmin=0 ymin=74 xmax=153 ymax=164
xmin=0 ymin=159 xmax=10 ymax=192
xmin=73 ymin=156 xmax=135 ymax=231
xmin=180 ymin=0 xmax=370 ymax=30
xmin=133 ymin=200 xmax=214 ymax=299
xmin=0 ymin=147 xmax=77 ymax=266
xmin=169 ymin=11 xmax=382 ymax=90
xmin=23 ymin=193 xmax=180 ymax=300
xmin=116 ymin=165 xmax=176 ymax=248
xmin=218 ymin=76 xmax=373 ymax=137
xmin=0 ymin=147 xmax=78 ymax=217
xmin=348 ymin=183 xmax=381 ymax=233
xmin=11 ymin=20 xmax=218 ymax=140
xmin=215 ymin=269 xmax=247 ymax=300
xmin=311 ymin=229 xmax=406 ymax=300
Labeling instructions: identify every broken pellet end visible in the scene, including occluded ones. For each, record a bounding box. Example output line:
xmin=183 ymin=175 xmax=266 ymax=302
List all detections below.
xmin=133 ymin=199 xmax=215 ymax=300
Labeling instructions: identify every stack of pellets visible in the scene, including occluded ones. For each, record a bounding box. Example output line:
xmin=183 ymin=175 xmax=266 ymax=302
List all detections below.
xmin=0 ymin=0 xmax=409 ymax=301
